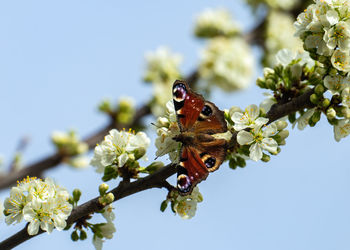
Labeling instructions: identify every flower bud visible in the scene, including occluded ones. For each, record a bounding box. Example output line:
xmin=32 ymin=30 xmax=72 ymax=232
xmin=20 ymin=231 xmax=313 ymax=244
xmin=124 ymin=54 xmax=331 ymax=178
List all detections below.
xmin=99 ymin=183 xmax=109 ymax=196
xmin=98 ymin=99 xmax=112 ymax=114
xmin=311 ymin=111 xmax=321 ymax=123
xmin=145 ymin=161 xmax=164 ymax=174
xmin=275 ymin=120 xmax=288 ymax=130
xmin=318 ymin=56 xmax=328 ymax=64
xmin=314 ymin=84 xmax=325 ymax=96
xmin=133 ymin=147 xmax=146 ymax=160
xmin=236 ymin=157 xmax=246 ymax=168
xmin=105 ymin=193 xmax=115 ymax=204
xmin=160 ymin=200 xmax=168 ymax=212
xmin=310 ymin=93 xmax=319 ymax=104
xmin=266 ymin=79 xmax=275 ymax=90
xmin=261 ymin=154 xmax=270 ymax=162
xmin=80 ymin=230 xmax=87 ymax=240
xmin=329 ymin=68 xmax=338 ymax=76
xmin=278 ymin=130 xmax=289 ymax=140
xmin=256 ymin=77 xmax=266 ymax=88
xmin=326 ymin=107 xmax=336 ymax=120
xmin=71 ymin=231 xmax=79 ymax=241
xmin=72 ymin=189 xmax=81 ymax=202
xmin=288 ymin=113 xmax=296 ymax=123
xmin=322 ymin=98 xmax=331 ymax=108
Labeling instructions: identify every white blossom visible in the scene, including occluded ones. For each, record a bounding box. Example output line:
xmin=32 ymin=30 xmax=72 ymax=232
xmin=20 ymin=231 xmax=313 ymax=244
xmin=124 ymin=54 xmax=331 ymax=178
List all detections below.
xmin=292 ymin=108 xmax=316 ymax=130
xmin=334 ymin=118 xmax=350 ymax=141
xmin=51 ymin=130 xmax=88 ymax=156
xmin=4 ymin=177 xmax=72 ymax=235
xmin=4 ymin=187 xmax=26 ymax=225
xmin=199 ymin=37 xmax=254 ymax=91
xmin=265 ymin=11 xmax=303 ymax=66
xmin=231 ymin=104 xmax=269 ymax=131
xmin=90 ymin=129 xmax=151 ymax=173
xmin=143 ymin=46 xmax=182 ymax=84
xmin=194 ymin=8 xmax=240 ymax=38
xmin=143 ymin=47 xmax=183 ymax=115
xmin=324 ymin=21 xmax=350 ymax=51
xmin=154 ymin=101 xmax=181 ymax=162
xmin=275 ymin=49 xmax=315 ymax=69
xmin=331 ymin=50 xmax=350 ymax=72
xmin=173 ymin=187 xmax=203 ymax=219
xmin=93 ymin=204 xmax=116 ymax=250
xmin=324 ymin=75 xmax=350 ymax=95
xmin=294 ymin=0 xmax=350 ymax=71
xmin=341 ymin=87 xmax=350 ymax=107
xmin=237 ymin=123 xmax=278 ymax=162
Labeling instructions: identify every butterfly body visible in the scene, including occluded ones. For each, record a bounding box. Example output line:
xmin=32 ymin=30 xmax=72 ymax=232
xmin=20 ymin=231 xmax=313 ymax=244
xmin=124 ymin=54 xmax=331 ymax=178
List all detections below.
xmin=172 ymin=80 xmax=228 ymax=195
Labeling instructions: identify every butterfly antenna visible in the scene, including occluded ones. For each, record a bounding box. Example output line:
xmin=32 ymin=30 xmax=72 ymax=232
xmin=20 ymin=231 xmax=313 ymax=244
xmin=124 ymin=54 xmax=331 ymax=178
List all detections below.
xmin=151 ymin=122 xmax=161 ymax=129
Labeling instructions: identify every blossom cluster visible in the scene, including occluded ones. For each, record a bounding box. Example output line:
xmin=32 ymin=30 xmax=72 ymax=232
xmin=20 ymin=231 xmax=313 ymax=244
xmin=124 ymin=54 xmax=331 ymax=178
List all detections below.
xmin=294 ymin=0 xmax=350 ymax=72
xmin=51 ymin=130 xmax=89 ymax=168
xmin=98 ymin=96 xmax=136 ymax=125
xmin=90 ymin=128 xmax=151 ymax=180
xmin=161 ymin=187 xmax=203 ymax=219
xmin=92 ymin=204 xmax=116 ymax=250
xmin=3 ymin=176 xmax=72 ymax=235
xmin=143 ymin=47 xmax=183 ymax=115
xmin=199 ymin=37 xmax=254 ymax=91
xmin=194 ymin=8 xmax=240 ymax=38
xmin=227 ymin=104 xmax=289 ymax=162
xmin=154 ymin=101 xmax=181 ymax=162
xmin=264 ymin=11 xmax=303 ymax=66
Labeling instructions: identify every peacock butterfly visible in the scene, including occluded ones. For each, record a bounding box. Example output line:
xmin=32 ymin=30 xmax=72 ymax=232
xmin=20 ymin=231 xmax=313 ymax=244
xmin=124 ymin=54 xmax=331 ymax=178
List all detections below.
xmin=172 ymin=80 xmax=228 ymax=195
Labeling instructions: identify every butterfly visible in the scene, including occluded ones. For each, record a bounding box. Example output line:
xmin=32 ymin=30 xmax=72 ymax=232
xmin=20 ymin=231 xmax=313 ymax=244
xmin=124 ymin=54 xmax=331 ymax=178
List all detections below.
xmin=172 ymin=80 xmax=228 ymax=195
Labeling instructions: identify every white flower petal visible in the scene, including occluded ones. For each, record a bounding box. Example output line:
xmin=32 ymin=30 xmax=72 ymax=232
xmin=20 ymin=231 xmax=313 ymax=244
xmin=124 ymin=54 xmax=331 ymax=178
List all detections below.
xmin=249 ymin=143 xmax=262 ymax=162
xmin=237 ymin=131 xmax=254 ymax=145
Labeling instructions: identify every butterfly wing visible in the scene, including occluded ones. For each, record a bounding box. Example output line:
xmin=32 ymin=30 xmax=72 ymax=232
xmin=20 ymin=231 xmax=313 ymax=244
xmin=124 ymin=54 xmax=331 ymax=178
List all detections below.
xmin=172 ymin=80 xmax=227 ymax=134
xmin=172 ymin=80 xmax=204 ymax=132
xmin=177 ymin=139 xmax=227 ymax=195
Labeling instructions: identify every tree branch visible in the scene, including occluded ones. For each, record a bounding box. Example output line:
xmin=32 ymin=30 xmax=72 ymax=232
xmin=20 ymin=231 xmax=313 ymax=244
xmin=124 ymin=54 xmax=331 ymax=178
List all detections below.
xmin=0 ymin=164 xmax=177 ymax=249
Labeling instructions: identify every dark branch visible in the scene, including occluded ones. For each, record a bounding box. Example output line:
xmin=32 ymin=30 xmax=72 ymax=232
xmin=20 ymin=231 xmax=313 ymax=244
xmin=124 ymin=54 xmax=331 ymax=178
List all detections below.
xmin=0 ymin=164 xmax=177 ymax=249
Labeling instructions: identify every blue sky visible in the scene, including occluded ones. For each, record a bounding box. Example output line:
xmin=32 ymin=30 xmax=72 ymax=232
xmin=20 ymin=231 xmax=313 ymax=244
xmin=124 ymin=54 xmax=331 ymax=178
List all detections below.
xmin=1 ymin=1 xmax=350 ymax=250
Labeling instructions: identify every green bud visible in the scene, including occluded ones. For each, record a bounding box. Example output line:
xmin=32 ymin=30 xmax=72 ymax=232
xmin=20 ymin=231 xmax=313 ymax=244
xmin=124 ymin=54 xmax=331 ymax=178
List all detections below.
xmin=275 ymin=120 xmax=288 ymax=130
xmin=310 ymin=93 xmax=319 ymax=104
xmin=98 ymin=99 xmax=112 ymax=114
xmin=279 ymin=139 xmax=286 ymax=146
xmin=288 ymin=113 xmax=296 ymax=123
xmin=308 ymin=119 xmax=316 ymax=127
xmin=99 ymin=183 xmax=109 ymax=196
xmin=71 ymin=230 xmax=79 ymax=241
xmin=102 ymin=165 xmax=118 ymax=182
xmin=318 ymin=55 xmax=328 ymax=64
xmin=80 ymin=230 xmax=87 ymax=240
xmin=105 ymin=193 xmax=115 ymax=204
xmin=329 ymin=68 xmax=338 ymax=76
xmin=278 ymin=130 xmax=289 ymax=140
xmin=261 ymin=154 xmax=270 ymax=162
xmin=314 ymin=84 xmax=325 ymax=96
xmin=322 ymin=98 xmax=331 ymax=108
xmin=326 ymin=107 xmax=336 ymax=120
xmin=256 ymin=77 xmax=266 ymax=88
xmin=145 ymin=161 xmax=164 ymax=174
xmin=229 ymin=159 xmax=237 ymax=170
xmin=276 ymin=147 xmax=281 ymax=154
xmin=236 ymin=157 xmax=246 ymax=168
xmin=266 ymin=79 xmax=276 ymax=90
xmin=133 ymin=147 xmax=146 ymax=160
xmin=160 ymin=200 xmax=168 ymax=212
xmin=311 ymin=111 xmax=321 ymax=123
xmin=315 ymin=67 xmax=327 ymax=76
xmin=72 ymin=189 xmax=81 ymax=202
